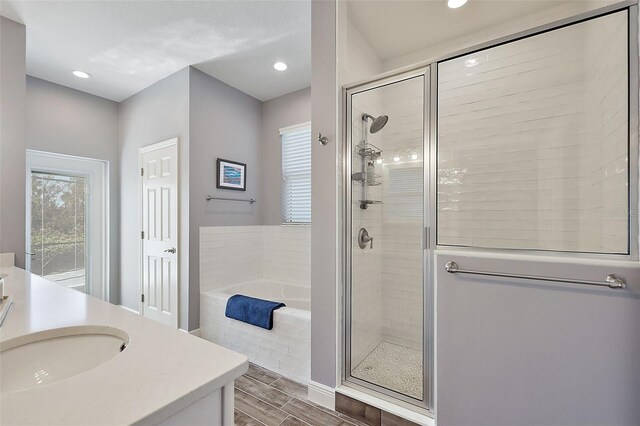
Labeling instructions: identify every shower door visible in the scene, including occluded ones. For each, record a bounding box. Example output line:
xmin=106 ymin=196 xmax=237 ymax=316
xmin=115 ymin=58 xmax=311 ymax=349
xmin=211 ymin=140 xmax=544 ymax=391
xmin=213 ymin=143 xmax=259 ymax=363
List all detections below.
xmin=345 ymin=68 xmax=431 ymax=408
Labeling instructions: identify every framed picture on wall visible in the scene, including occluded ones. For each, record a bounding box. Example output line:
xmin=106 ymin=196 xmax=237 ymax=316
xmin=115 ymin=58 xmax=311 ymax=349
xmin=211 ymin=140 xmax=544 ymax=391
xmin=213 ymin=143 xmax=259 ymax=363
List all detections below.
xmin=216 ymin=158 xmax=246 ymax=191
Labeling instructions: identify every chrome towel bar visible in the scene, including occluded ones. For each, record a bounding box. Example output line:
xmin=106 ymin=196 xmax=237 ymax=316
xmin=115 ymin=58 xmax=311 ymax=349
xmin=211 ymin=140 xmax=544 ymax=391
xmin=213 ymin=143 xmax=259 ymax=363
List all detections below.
xmin=444 ymin=261 xmax=625 ymax=289
xmin=205 ymin=195 xmax=256 ymax=204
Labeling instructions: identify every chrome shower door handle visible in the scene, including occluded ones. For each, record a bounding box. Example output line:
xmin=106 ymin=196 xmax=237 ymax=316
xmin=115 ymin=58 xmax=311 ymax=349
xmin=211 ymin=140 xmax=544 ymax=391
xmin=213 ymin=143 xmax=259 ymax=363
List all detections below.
xmin=358 ymin=228 xmax=373 ymax=249
xmin=164 ymin=247 xmax=176 ymax=254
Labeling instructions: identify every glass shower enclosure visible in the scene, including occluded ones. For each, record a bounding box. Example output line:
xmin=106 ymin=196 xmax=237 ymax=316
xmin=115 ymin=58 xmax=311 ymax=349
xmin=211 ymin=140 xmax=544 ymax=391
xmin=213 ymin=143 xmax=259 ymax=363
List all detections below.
xmin=344 ymin=68 xmax=432 ymax=409
xmin=342 ymin=3 xmax=635 ymax=414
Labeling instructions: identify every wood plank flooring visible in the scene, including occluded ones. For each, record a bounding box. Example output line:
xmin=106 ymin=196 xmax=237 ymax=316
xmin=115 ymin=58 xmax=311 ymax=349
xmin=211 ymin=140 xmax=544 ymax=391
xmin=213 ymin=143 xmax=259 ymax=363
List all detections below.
xmin=235 ymin=364 xmax=362 ymax=426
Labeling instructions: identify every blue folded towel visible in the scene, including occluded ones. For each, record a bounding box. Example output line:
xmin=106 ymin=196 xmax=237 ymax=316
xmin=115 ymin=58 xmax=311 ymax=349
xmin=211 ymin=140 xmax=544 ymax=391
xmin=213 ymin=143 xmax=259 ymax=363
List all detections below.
xmin=225 ymin=294 xmax=285 ymax=330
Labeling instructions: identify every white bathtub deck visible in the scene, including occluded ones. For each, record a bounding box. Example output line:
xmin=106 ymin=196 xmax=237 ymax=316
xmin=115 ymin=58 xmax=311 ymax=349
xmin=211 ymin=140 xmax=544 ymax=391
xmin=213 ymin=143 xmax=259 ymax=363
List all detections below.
xmin=200 ymin=287 xmax=311 ymax=384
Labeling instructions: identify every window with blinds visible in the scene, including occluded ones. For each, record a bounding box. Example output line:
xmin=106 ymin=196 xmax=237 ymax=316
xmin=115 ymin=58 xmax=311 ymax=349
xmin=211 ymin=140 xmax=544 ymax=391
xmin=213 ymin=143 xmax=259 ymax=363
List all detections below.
xmin=281 ymin=123 xmax=311 ymax=224
xmin=385 ymin=166 xmax=423 ymax=221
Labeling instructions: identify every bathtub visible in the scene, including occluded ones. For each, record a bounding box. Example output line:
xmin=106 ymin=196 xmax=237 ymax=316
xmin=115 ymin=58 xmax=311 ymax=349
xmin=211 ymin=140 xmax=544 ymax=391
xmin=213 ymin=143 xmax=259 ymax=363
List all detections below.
xmin=200 ymin=279 xmax=311 ymax=384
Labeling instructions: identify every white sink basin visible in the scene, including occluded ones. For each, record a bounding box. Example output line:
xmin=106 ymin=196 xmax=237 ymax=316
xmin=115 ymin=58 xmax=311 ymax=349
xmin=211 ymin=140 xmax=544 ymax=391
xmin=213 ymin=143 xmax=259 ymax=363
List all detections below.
xmin=1 ymin=325 xmax=129 ymax=393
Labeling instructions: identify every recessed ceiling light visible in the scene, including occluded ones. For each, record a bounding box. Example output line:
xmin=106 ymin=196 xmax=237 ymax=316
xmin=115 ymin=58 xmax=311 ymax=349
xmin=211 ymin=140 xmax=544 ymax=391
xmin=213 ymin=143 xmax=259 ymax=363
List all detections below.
xmin=447 ymin=0 xmax=468 ymax=9
xmin=465 ymin=58 xmax=479 ymax=67
xmin=72 ymin=70 xmax=91 ymax=79
xmin=273 ymin=62 xmax=288 ymax=71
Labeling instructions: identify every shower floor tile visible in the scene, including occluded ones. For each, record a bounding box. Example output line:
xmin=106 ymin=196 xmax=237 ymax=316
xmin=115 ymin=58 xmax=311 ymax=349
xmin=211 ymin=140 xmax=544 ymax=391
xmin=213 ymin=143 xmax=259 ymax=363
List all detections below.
xmin=351 ymin=341 xmax=423 ymax=400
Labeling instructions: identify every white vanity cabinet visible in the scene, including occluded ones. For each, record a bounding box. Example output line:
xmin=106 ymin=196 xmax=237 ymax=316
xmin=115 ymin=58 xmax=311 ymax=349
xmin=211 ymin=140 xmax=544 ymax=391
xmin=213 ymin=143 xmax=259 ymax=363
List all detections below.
xmin=0 ymin=266 xmax=247 ymax=425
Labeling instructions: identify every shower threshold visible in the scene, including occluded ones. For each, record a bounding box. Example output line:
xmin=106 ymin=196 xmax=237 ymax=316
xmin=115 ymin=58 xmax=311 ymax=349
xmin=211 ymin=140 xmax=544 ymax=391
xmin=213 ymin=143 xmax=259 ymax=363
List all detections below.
xmin=351 ymin=341 xmax=423 ymax=400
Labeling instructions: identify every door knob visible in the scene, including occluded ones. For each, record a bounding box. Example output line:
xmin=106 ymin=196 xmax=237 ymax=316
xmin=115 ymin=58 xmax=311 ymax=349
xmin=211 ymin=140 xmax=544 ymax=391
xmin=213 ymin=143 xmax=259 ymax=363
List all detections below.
xmin=164 ymin=247 xmax=176 ymax=254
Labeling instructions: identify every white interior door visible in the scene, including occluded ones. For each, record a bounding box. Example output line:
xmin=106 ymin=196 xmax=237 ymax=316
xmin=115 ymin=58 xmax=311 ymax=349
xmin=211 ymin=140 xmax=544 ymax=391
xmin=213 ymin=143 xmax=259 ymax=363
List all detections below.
xmin=140 ymin=138 xmax=178 ymax=328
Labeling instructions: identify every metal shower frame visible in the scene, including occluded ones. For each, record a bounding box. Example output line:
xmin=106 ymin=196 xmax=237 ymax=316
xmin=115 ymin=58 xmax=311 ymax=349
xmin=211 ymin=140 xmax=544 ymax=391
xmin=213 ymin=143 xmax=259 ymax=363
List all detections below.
xmin=341 ymin=1 xmax=639 ymax=417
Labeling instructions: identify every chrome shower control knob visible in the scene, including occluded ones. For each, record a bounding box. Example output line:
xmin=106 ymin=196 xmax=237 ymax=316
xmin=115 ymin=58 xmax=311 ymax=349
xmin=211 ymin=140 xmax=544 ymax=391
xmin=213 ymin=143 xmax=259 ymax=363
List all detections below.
xmin=358 ymin=228 xmax=373 ymax=250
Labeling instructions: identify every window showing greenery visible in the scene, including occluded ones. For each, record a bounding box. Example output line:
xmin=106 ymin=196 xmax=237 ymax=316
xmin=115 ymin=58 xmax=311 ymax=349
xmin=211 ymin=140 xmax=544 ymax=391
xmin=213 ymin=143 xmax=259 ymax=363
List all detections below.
xmin=30 ymin=172 xmax=87 ymax=293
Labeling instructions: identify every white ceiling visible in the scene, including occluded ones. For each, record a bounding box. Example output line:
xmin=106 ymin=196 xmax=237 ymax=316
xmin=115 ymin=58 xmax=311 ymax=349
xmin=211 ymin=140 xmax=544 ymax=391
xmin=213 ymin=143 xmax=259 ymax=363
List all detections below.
xmin=347 ymin=0 xmax=570 ymax=62
xmin=0 ymin=1 xmax=311 ymax=102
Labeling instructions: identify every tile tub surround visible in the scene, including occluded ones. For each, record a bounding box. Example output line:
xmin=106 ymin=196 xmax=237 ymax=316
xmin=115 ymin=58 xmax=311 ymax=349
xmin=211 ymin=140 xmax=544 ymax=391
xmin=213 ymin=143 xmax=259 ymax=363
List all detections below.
xmin=201 ymin=284 xmax=311 ymax=384
xmin=200 ymin=225 xmax=311 ymax=383
xmin=200 ymin=225 xmax=310 ymax=292
xmin=0 ymin=266 xmax=248 ymax=425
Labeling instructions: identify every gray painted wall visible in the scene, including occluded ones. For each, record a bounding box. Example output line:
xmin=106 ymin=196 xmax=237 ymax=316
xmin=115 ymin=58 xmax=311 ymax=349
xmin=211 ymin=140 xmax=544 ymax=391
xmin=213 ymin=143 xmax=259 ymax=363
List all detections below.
xmin=310 ymin=0 xmax=338 ymax=388
xmin=119 ymin=66 xmax=307 ymax=330
xmin=118 ymin=68 xmax=190 ymax=329
xmin=8 ymin=41 xmax=307 ymax=332
xmin=188 ymin=67 xmax=263 ymax=329
xmin=25 ymin=76 xmax=120 ymax=303
xmin=0 ymin=17 xmax=26 ymax=268
xmin=435 ymin=252 xmax=640 ymax=425
xmin=261 ymin=88 xmax=311 ymax=225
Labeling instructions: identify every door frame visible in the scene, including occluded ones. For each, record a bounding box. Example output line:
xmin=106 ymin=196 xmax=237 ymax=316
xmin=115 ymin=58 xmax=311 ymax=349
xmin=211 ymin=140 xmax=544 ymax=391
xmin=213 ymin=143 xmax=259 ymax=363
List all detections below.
xmin=25 ymin=150 xmax=109 ymax=301
xmin=342 ymin=67 xmax=433 ymax=412
xmin=138 ymin=137 xmax=179 ymax=327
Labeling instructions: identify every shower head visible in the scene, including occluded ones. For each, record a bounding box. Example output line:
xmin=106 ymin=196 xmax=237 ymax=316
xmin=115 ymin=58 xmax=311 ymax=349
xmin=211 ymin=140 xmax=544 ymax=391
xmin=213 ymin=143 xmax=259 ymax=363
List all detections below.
xmin=362 ymin=113 xmax=388 ymax=134
xmin=370 ymin=115 xmax=388 ymax=133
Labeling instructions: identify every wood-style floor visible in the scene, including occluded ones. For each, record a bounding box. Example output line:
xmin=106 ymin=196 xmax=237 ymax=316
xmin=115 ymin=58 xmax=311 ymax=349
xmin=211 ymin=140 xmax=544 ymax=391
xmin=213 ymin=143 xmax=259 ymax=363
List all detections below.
xmin=234 ymin=364 xmax=365 ymax=426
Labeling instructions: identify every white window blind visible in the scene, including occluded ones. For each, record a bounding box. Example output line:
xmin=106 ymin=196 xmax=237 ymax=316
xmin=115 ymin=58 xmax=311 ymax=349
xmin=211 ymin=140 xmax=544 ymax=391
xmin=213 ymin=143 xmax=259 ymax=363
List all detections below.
xmin=386 ymin=166 xmax=423 ymax=220
xmin=281 ymin=123 xmax=311 ymax=224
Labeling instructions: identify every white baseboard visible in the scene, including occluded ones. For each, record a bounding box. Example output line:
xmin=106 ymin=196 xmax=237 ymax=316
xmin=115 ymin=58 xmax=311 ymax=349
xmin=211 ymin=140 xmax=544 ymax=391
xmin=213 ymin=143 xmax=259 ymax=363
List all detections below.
xmin=118 ymin=305 xmax=140 ymax=315
xmin=307 ymin=381 xmax=335 ymax=410
xmin=178 ymin=328 xmax=201 ymax=337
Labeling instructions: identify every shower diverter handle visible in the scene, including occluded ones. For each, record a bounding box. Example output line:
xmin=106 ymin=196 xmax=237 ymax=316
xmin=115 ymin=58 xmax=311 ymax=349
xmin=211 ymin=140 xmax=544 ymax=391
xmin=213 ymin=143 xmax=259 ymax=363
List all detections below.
xmin=358 ymin=228 xmax=373 ymax=250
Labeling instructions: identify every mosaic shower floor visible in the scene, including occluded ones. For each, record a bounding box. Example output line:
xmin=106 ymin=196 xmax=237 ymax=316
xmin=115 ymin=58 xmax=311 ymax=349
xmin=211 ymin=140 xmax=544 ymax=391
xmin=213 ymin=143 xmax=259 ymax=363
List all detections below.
xmin=351 ymin=341 xmax=423 ymax=400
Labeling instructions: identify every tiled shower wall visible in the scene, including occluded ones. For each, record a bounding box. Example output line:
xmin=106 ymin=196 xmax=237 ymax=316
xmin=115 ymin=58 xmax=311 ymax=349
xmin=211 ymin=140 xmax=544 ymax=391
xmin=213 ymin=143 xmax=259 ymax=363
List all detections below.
xmin=350 ymin=88 xmax=384 ymax=367
xmin=582 ymin=13 xmax=628 ymax=252
xmin=199 ymin=225 xmax=310 ymax=292
xmin=350 ymin=75 xmax=426 ymax=362
xmin=380 ymin=77 xmax=424 ymax=352
xmin=437 ymin=11 xmax=628 ymax=254
xmin=347 ymin=10 xmax=629 ymax=369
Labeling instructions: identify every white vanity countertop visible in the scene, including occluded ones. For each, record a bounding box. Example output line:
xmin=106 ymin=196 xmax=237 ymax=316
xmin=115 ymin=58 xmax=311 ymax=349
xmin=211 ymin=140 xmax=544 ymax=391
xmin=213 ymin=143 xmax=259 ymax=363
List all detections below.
xmin=0 ymin=266 xmax=248 ymax=425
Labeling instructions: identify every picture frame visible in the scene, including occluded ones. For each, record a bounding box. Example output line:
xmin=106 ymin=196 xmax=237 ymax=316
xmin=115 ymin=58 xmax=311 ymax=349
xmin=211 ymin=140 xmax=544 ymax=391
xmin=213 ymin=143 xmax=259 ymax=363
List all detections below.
xmin=216 ymin=158 xmax=247 ymax=191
